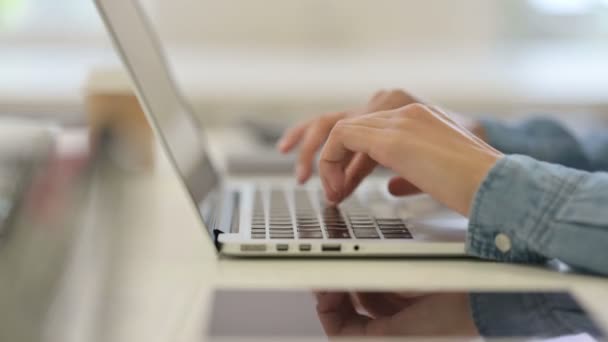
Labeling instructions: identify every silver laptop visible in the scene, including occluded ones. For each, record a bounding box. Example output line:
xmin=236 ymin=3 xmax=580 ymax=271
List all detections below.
xmin=94 ymin=0 xmax=469 ymax=256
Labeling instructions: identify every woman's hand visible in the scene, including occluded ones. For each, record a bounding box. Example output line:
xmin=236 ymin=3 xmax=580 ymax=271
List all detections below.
xmin=319 ymin=103 xmax=502 ymax=216
xmin=315 ymin=291 xmax=479 ymax=337
xmin=277 ymin=89 xmax=421 ymax=185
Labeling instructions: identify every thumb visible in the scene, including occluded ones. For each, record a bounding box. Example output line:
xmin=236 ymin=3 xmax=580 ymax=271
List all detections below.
xmin=388 ymin=176 xmax=421 ymax=197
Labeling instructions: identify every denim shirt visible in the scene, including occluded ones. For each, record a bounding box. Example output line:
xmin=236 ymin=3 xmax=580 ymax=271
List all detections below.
xmin=468 ymin=118 xmax=608 ymax=336
xmin=470 ymin=292 xmax=603 ymax=339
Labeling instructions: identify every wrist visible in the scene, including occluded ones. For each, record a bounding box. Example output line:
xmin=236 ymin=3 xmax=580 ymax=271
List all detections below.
xmin=464 ymin=152 xmax=503 ymax=216
xmin=470 ymin=121 xmax=488 ymax=142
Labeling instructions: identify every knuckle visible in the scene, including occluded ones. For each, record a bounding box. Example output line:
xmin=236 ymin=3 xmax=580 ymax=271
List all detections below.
xmin=331 ymin=118 xmax=356 ymax=137
xmin=313 ymin=116 xmax=329 ymax=127
xmin=317 ymin=112 xmax=344 ymax=127
xmin=388 ymin=88 xmax=406 ymax=97
xmin=400 ymin=103 xmax=429 ymax=118
xmin=332 ymin=119 xmax=349 ymax=133
xmin=407 ymin=102 xmax=427 ymax=112
xmin=298 ymin=143 xmax=315 ymax=156
xmin=387 ymin=89 xmax=409 ymax=102
xmin=372 ymin=89 xmax=387 ymax=99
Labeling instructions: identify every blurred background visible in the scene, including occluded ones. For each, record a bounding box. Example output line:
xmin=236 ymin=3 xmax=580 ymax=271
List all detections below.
xmin=1 ymin=0 xmax=608 ymax=126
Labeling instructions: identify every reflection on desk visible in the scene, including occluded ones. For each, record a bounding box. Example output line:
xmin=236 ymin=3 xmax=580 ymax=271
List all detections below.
xmin=207 ymin=289 xmax=605 ymax=341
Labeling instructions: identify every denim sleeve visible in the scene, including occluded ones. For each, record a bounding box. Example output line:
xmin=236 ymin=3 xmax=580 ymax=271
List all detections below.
xmin=480 ymin=117 xmax=608 ymax=172
xmin=469 ymin=292 xmax=603 ymax=338
xmin=466 ymin=154 xmax=608 ymax=276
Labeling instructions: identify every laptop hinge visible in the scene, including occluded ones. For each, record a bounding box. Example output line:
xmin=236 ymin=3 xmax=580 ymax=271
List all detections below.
xmin=213 ymin=229 xmax=224 ymax=251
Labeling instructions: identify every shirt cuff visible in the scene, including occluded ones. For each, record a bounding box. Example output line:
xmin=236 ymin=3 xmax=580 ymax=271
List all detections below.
xmin=469 ymin=292 xmax=600 ymax=338
xmin=466 ymin=155 xmax=581 ymax=263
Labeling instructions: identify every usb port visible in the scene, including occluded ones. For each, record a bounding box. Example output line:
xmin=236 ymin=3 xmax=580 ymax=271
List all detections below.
xmin=276 ymin=244 xmax=289 ymax=252
xmin=240 ymin=244 xmax=267 ymax=252
xmin=321 ymin=244 xmax=341 ymax=252
xmin=299 ymin=244 xmax=312 ymax=252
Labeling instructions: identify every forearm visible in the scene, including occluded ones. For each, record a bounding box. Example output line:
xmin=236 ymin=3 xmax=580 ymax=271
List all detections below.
xmin=467 ymin=155 xmax=608 ymax=275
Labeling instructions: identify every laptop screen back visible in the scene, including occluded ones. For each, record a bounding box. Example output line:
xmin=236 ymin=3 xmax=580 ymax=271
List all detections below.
xmin=95 ymin=0 xmax=221 ymax=240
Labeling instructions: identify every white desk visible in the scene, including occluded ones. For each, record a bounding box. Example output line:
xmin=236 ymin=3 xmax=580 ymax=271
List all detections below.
xmin=3 ymin=135 xmax=608 ymax=342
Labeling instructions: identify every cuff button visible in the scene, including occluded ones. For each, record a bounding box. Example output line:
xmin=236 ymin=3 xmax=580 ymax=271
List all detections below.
xmin=494 ymin=233 xmax=512 ymax=253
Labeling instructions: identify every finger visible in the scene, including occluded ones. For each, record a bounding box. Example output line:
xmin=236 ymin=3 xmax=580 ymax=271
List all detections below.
xmin=315 ymin=292 xmax=369 ymax=336
xmin=295 ymin=122 xmax=335 ymax=183
xmin=388 ymin=176 xmax=421 ymax=196
xmin=369 ymin=89 xmax=387 ymax=102
xmin=342 ymin=153 xmax=377 ymax=199
xmin=277 ymin=121 xmax=310 ymax=153
xmin=295 ymin=113 xmax=348 ymax=184
xmin=354 ymin=292 xmax=404 ymax=319
xmin=320 ymin=122 xmax=388 ymax=203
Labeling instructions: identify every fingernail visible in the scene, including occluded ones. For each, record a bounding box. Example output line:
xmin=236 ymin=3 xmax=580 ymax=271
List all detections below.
xmin=276 ymin=139 xmax=286 ymax=151
xmin=296 ymin=165 xmax=306 ymax=183
xmin=326 ymin=185 xmax=341 ymax=204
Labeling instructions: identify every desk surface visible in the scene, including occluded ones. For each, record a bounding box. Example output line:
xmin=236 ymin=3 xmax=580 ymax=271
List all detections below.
xmin=2 ymin=137 xmax=608 ymax=342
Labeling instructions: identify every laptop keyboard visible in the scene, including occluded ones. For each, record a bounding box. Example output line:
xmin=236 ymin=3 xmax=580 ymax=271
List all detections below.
xmin=294 ymin=190 xmax=324 ymax=239
xmin=251 ymin=187 xmax=412 ymax=240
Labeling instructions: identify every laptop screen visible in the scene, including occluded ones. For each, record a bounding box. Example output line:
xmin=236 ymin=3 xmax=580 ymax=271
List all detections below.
xmin=95 ymin=0 xmax=221 ymax=240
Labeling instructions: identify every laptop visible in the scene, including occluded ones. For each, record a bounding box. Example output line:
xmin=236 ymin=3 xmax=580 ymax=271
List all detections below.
xmin=94 ymin=0 xmax=469 ymax=256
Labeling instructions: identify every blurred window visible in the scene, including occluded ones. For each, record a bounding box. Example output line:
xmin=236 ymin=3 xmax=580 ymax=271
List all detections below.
xmin=529 ymin=0 xmax=608 ymax=15
xmin=508 ymin=0 xmax=608 ymax=42
xmin=0 ymin=0 xmax=101 ymax=42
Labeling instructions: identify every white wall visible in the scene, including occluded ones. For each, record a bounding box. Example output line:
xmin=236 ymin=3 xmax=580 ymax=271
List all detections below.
xmin=144 ymin=0 xmax=608 ymax=124
xmin=155 ymin=0 xmax=503 ymax=51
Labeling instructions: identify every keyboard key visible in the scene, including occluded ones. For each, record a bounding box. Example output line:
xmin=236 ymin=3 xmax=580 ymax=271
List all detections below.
xmin=327 ymin=230 xmax=351 ymax=239
xmin=377 ymin=219 xmax=407 ymax=227
xmin=251 ymin=190 xmax=268 ymax=238
xmin=296 ymin=220 xmax=319 ymax=225
xmin=350 ymin=219 xmax=374 ymax=224
xmin=325 ymin=225 xmax=348 ymax=231
xmin=298 ymin=229 xmax=321 ymax=234
xmin=354 ymin=233 xmax=380 ymax=239
xmin=351 ymin=224 xmax=375 ymax=228
xmin=269 ymin=222 xmax=292 ymax=227
xmin=270 ymin=231 xmax=294 ymax=236
xmin=378 ymin=222 xmax=412 ymax=239
xmin=299 ymin=231 xmax=323 ymax=239
xmin=297 ymin=220 xmax=320 ymax=224
xmin=353 ymin=228 xmax=380 ymax=238
xmin=270 ymin=228 xmax=294 ymax=233
xmin=293 ymin=188 xmax=323 ymax=239
xmin=383 ymin=234 xmax=412 ymax=239
xmin=379 ymin=227 xmax=409 ymax=232
xmin=298 ymin=229 xmax=321 ymax=233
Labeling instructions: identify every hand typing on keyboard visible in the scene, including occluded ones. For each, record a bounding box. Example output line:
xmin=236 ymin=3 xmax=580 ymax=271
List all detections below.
xmin=317 ymin=104 xmax=502 ymax=216
xmin=277 ymin=89 xmax=488 ymax=215
xmin=315 ymin=291 xmax=478 ymax=337
xmin=278 ymin=89 xmax=423 ymax=191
